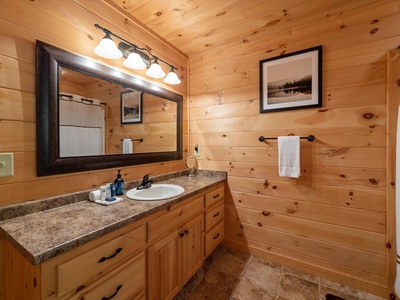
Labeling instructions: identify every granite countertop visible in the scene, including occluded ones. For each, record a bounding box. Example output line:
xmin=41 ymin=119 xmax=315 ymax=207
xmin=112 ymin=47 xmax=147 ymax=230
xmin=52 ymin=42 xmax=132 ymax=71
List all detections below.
xmin=0 ymin=171 xmax=226 ymax=265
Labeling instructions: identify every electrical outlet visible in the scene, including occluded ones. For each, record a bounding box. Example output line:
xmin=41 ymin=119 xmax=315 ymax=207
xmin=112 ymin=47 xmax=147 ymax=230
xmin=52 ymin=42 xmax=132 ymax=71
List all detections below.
xmin=194 ymin=146 xmax=200 ymax=157
xmin=0 ymin=153 xmax=14 ymax=177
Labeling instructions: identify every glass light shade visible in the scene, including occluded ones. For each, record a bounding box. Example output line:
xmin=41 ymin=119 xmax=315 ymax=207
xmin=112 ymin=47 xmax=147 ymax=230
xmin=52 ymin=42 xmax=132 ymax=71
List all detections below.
xmin=94 ymin=35 xmax=123 ymax=59
xmin=163 ymin=70 xmax=181 ymax=84
xmin=146 ymin=61 xmax=166 ymax=79
xmin=123 ymin=52 xmax=147 ymax=70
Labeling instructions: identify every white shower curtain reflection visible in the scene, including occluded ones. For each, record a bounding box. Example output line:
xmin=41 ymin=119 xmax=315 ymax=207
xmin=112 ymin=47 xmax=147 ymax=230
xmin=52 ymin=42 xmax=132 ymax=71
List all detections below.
xmin=59 ymin=94 xmax=105 ymax=157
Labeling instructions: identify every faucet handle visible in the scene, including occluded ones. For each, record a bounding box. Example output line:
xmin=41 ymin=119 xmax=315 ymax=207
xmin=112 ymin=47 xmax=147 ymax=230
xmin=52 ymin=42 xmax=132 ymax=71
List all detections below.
xmin=142 ymin=173 xmax=152 ymax=183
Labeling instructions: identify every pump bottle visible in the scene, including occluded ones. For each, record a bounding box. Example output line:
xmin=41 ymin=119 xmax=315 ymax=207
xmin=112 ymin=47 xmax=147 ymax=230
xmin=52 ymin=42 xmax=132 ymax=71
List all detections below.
xmin=114 ymin=170 xmax=125 ymax=196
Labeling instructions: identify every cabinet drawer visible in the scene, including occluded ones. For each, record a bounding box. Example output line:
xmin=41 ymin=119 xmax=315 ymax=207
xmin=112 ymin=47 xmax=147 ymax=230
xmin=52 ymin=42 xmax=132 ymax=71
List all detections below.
xmin=205 ymin=201 xmax=224 ymax=232
xmin=147 ymin=196 xmax=203 ymax=242
xmin=204 ymin=185 xmax=224 ymax=208
xmin=56 ymin=224 xmax=146 ymax=297
xmin=205 ymin=221 xmax=224 ymax=257
xmin=72 ymin=251 xmax=146 ymax=300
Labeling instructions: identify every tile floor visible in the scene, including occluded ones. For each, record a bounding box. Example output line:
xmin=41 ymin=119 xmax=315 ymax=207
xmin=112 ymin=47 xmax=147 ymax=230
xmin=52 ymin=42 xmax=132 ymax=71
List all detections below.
xmin=174 ymin=246 xmax=386 ymax=300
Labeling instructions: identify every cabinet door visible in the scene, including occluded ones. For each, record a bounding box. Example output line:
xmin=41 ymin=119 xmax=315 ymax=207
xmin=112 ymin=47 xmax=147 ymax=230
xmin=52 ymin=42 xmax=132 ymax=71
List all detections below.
xmin=181 ymin=214 xmax=204 ymax=285
xmin=147 ymin=229 xmax=182 ymax=300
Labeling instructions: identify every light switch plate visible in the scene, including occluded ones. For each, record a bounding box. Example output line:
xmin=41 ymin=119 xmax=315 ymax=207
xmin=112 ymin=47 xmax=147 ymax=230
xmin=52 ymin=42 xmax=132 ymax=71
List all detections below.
xmin=0 ymin=153 xmax=14 ymax=177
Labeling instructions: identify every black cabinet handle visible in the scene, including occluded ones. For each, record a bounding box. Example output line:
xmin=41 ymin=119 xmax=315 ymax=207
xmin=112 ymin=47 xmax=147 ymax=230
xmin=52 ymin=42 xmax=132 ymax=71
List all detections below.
xmin=213 ymin=212 xmax=220 ymax=217
xmin=213 ymin=233 xmax=220 ymax=240
xmin=213 ymin=194 xmax=220 ymax=199
xmin=101 ymin=284 xmax=123 ymax=300
xmin=179 ymin=232 xmax=185 ymax=237
xmin=98 ymin=248 xmax=123 ymax=263
xmin=184 ymin=229 xmax=189 ymax=235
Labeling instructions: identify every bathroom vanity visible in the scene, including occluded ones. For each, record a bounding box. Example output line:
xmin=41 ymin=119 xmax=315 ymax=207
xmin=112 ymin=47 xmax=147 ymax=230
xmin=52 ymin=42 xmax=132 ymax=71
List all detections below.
xmin=0 ymin=171 xmax=226 ymax=300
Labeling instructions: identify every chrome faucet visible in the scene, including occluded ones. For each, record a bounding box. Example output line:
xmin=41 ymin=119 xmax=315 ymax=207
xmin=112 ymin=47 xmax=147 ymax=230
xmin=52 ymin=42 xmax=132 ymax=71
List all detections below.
xmin=137 ymin=173 xmax=154 ymax=190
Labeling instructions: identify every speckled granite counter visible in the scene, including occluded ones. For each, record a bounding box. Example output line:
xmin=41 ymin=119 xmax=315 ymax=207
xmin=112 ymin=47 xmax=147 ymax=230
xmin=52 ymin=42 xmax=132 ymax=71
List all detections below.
xmin=0 ymin=170 xmax=226 ymax=265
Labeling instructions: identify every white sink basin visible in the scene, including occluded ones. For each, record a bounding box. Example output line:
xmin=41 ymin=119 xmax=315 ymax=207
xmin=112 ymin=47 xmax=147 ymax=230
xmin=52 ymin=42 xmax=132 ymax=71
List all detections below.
xmin=126 ymin=184 xmax=185 ymax=201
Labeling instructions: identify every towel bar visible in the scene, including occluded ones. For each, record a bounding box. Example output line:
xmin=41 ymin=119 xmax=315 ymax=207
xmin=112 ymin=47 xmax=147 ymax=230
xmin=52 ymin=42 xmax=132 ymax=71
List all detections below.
xmin=120 ymin=138 xmax=143 ymax=142
xmin=259 ymin=135 xmax=315 ymax=142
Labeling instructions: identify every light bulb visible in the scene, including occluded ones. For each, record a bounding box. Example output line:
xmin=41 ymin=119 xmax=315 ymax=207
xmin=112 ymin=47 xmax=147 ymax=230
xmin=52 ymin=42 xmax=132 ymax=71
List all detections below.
xmin=163 ymin=69 xmax=181 ymax=84
xmin=123 ymin=52 xmax=147 ymax=70
xmin=94 ymin=33 xmax=122 ymax=59
xmin=146 ymin=59 xmax=166 ymax=79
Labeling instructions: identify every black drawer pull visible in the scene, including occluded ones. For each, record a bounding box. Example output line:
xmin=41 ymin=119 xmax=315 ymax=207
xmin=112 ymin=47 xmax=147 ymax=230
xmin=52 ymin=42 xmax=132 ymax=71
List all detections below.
xmin=179 ymin=232 xmax=185 ymax=237
xmin=102 ymin=284 xmax=123 ymax=300
xmin=184 ymin=229 xmax=189 ymax=235
xmin=213 ymin=212 xmax=220 ymax=217
xmin=98 ymin=248 xmax=123 ymax=263
xmin=213 ymin=233 xmax=220 ymax=240
xmin=213 ymin=193 xmax=220 ymax=199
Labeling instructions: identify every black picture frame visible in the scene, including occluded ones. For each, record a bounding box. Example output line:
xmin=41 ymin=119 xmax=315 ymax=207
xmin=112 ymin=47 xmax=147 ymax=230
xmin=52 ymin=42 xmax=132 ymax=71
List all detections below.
xmin=259 ymin=45 xmax=322 ymax=113
xmin=121 ymin=90 xmax=143 ymax=124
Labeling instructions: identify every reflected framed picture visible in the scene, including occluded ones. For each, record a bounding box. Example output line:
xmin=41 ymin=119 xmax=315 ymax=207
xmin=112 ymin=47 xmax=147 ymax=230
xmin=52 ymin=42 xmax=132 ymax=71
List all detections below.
xmin=259 ymin=45 xmax=322 ymax=113
xmin=121 ymin=90 xmax=143 ymax=124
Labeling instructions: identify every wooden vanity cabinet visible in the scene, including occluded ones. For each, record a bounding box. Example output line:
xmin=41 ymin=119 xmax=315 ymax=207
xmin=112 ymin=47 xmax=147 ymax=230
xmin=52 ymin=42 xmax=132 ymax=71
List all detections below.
xmin=3 ymin=221 xmax=147 ymax=300
xmin=2 ymin=182 xmax=226 ymax=300
xmin=147 ymin=196 xmax=204 ymax=300
xmin=204 ymin=186 xmax=225 ymax=257
xmin=147 ymin=183 xmax=225 ymax=300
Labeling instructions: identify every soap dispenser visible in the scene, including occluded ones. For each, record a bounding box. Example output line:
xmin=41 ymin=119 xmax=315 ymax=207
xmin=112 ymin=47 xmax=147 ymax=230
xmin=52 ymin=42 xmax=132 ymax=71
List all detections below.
xmin=114 ymin=170 xmax=125 ymax=196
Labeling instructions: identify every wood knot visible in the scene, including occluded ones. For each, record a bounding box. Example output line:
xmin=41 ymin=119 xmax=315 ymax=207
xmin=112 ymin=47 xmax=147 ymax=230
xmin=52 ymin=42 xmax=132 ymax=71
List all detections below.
xmin=216 ymin=12 xmax=226 ymax=17
xmin=264 ymin=180 xmax=269 ymax=188
xmin=272 ymin=185 xmax=277 ymax=189
xmin=369 ymin=178 xmax=378 ymax=185
xmin=236 ymin=233 xmax=244 ymax=238
xmin=386 ymin=242 xmax=392 ymax=249
xmin=156 ymin=11 xmax=162 ymax=16
xmin=391 ymin=182 xmax=395 ymax=186
xmin=287 ymin=208 xmax=296 ymax=214
xmin=167 ymin=206 xmax=171 ymax=211
xmin=262 ymin=211 xmax=270 ymax=216
xmin=370 ymin=28 xmax=379 ymax=34
xmin=363 ymin=112 xmax=375 ymax=119
xmin=349 ymin=191 xmax=353 ymax=196
xmin=267 ymin=19 xmax=280 ymax=26
xmin=257 ymin=222 xmax=262 ymax=227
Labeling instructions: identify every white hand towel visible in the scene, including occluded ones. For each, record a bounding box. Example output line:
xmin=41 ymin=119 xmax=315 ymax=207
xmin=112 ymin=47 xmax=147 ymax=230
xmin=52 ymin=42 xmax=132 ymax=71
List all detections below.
xmin=123 ymin=138 xmax=132 ymax=154
xmin=88 ymin=189 xmax=101 ymax=201
xmin=395 ymin=105 xmax=400 ymax=296
xmin=278 ymin=136 xmax=300 ymax=178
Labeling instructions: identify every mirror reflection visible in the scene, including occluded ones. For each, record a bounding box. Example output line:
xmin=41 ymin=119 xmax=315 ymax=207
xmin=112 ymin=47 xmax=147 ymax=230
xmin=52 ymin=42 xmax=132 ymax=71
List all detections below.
xmin=36 ymin=40 xmax=182 ymax=176
xmin=59 ymin=67 xmax=177 ymax=157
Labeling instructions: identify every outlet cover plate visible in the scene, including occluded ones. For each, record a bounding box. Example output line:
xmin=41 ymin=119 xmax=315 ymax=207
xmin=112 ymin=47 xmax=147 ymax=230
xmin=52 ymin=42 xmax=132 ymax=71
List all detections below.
xmin=0 ymin=153 xmax=14 ymax=177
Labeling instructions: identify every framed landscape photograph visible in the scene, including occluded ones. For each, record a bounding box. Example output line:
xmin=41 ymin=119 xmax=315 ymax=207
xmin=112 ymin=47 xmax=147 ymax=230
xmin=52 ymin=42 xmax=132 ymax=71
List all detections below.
xmin=121 ymin=90 xmax=143 ymax=124
xmin=259 ymin=45 xmax=322 ymax=113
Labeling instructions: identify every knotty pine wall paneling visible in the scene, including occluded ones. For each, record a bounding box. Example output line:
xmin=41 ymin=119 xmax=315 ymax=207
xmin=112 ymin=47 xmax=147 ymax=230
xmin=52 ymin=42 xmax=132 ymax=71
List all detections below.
xmin=188 ymin=1 xmax=400 ymax=298
xmin=0 ymin=0 xmax=189 ymax=205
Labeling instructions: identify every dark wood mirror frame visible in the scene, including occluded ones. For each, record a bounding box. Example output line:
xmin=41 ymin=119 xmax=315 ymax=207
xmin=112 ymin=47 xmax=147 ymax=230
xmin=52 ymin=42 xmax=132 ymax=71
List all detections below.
xmin=36 ymin=40 xmax=183 ymax=176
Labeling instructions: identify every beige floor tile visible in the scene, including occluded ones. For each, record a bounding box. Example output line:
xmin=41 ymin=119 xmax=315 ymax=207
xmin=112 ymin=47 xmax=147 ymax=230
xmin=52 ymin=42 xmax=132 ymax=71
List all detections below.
xmin=230 ymin=279 xmax=277 ymax=300
xmin=174 ymin=246 xmax=385 ymax=300
xmin=278 ymin=273 xmax=319 ymax=300
xmin=242 ymin=256 xmax=282 ymax=294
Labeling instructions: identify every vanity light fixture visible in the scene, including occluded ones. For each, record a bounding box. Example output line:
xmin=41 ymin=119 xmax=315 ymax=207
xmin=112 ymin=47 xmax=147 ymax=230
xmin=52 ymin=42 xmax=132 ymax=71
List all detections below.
xmin=94 ymin=24 xmax=181 ymax=84
xmin=163 ymin=67 xmax=181 ymax=85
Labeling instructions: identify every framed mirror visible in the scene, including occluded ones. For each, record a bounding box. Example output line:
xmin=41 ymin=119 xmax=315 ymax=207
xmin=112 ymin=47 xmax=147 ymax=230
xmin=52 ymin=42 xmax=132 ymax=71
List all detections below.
xmin=36 ymin=40 xmax=183 ymax=176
